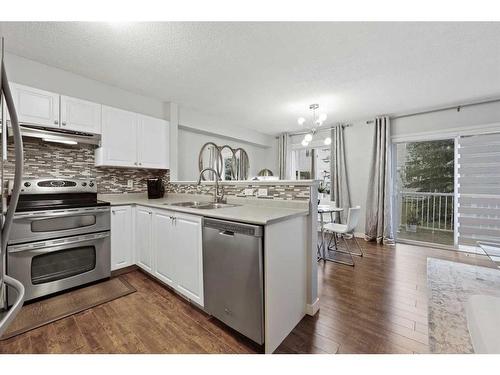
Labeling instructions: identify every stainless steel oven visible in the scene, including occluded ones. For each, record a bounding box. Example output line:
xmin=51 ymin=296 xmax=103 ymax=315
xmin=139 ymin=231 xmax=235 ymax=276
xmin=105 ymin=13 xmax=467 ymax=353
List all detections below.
xmin=9 ymin=206 xmax=110 ymax=244
xmin=5 ymin=178 xmax=111 ymax=305
xmin=7 ymin=231 xmax=110 ymax=305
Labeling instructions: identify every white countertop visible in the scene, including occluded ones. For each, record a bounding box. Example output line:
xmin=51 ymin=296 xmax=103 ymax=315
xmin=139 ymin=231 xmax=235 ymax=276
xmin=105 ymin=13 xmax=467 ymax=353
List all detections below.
xmin=170 ymin=179 xmax=319 ymax=186
xmin=98 ymin=193 xmax=310 ymax=225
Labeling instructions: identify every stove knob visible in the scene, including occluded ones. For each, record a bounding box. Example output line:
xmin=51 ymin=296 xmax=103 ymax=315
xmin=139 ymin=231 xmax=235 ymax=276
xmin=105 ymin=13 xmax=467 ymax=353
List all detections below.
xmin=24 ymin=182 xmax=31 ymax=187
xmin=81 ymin=182 xmax=87 ymax=187
xmin=89 ymin=182 xmax=95 ymax=187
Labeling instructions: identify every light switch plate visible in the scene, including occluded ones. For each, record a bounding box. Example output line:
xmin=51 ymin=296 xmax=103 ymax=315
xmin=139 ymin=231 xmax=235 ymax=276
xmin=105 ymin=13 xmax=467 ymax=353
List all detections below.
xmin=257 ymin=188 xmax=268 ymax=197
xmin=127 ymin=179 xmax=133 ymax=188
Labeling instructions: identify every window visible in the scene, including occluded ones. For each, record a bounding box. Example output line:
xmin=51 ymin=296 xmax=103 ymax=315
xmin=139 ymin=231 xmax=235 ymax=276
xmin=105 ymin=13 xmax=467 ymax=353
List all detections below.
xmin=394 ymin=139 xmax=455 ymax=246
xmin=290 ymin=146 xmax=331 ymax=194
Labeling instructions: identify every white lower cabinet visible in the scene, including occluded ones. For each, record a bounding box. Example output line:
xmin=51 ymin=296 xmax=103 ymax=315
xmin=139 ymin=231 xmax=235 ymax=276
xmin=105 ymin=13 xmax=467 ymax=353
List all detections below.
xmin=128 ymin=206 xmax=203 ymax=306
xmin=153 ymin=210 xmax=176 ymax=286
xmin=110 ymin=206 xmax=134 ymax=271
xmin=136 ymin=206 xmax=153 ymax=272
xmin=171 ymin=214 xmax=203 ymax=306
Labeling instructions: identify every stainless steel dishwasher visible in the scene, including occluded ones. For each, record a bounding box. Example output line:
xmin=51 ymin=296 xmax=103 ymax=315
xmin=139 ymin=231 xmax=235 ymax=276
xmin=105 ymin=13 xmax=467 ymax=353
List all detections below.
xmin=203 ymin=218 xmax=264 ymax=345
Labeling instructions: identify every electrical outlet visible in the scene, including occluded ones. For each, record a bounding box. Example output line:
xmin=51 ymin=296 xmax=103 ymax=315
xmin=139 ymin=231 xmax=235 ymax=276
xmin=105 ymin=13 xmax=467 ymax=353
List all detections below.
xmin=127 ymin=179 xmax=133 ymax=188
xmin=257 ymin=188 xmax=268 ymax=197
xmin=244 ymin=188 xmax=254 ymax=196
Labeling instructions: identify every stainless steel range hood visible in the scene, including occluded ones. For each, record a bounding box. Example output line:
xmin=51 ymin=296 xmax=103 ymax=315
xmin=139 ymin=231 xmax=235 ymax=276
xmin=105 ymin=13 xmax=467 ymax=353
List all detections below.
xmin=10 ymin=124 xmax=100 ymax=145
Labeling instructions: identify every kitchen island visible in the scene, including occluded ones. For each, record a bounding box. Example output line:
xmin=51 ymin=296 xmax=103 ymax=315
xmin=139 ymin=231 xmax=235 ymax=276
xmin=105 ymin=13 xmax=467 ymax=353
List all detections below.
xmin=99 ymin=192 xmax=317 ymax=354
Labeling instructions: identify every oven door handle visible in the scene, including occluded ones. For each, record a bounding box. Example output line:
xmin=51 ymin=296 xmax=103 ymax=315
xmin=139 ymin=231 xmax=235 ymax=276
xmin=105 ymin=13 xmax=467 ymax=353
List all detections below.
xmin=14 ymin=208 xmax=109 ymax=220
xmin=7 ymin=232 xmax=110 ymax=253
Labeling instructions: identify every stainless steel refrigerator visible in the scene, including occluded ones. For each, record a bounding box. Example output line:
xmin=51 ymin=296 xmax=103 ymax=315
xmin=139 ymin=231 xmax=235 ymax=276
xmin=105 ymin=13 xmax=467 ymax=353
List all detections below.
xmin=0 ymin=37 xmax=25 ymax=336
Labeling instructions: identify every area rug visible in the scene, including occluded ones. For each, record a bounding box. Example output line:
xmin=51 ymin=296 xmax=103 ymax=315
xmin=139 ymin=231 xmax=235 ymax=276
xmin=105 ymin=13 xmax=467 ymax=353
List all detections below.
xmin=1 ymin=277 xmax=136 ymax=340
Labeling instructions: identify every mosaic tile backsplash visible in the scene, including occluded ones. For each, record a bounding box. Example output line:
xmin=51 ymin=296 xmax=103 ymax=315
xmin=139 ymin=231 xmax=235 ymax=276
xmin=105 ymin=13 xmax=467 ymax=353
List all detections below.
xmin=166 ymin=182 xmax=310 ymax=200
xmin=4 ymin=138 xmax=310 ymax=200
xmin=3 ymin=138 xmax=168 ymax=194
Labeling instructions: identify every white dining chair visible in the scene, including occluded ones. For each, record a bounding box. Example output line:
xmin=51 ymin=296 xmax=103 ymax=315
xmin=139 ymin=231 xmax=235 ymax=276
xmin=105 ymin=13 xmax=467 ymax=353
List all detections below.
xmin=323 ymin=206 xmax=363 ymax=266
xmin=317 ymin=200 xmax=338 ymax=260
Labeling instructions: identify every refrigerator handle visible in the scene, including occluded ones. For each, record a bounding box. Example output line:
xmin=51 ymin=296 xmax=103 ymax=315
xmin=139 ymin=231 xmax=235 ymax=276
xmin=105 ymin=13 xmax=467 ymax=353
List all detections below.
xmin=0 ymin=50 xmax=25 ymax=336
xmin=0 ymin=275 xmax=24 ymax=336
xmin=1 ymin=62 xmax=24 ymax=256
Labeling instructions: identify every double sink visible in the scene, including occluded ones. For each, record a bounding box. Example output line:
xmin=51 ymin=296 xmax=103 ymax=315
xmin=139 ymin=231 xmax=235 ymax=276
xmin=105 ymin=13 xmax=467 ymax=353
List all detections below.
xmin=166 ymin=201 xmax=239 ymax=210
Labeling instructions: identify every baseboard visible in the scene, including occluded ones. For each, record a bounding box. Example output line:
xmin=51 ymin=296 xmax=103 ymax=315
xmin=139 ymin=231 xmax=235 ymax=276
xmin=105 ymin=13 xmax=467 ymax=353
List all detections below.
xmin=137 ymin=268 xmax=206 ymax=311
xmin=111 ymin=264 xmax=138 ymax=277
xmin=306 ymin=297 xmax=320 ymax=316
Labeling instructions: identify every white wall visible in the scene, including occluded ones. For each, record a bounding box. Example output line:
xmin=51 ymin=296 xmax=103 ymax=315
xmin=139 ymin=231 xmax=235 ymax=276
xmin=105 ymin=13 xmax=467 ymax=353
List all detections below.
xmin=5 ymin=53 xmax=275 ymax=180
xmin=179 ymin=106 xmax=274 ymax=147
xmin=392 ymin=101 xmax=500 ymax=138
xmin=285 ymin=100 xmax=500 ymax=234
xmin=288 ymin=126 xmax=373 ymax=234
xmin=345 ymin=100 xmax=500 ymax=234
xmin=4 ymin=53 xmax=165 ymax=118
xmin=177 ymin=128 xmax=275 ymax=181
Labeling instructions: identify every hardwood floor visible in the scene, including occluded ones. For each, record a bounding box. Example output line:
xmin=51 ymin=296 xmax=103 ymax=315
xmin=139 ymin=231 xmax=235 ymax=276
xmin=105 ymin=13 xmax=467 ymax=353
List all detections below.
xmin=277 ymin=240 xmax=492 ymax=354
xmin=0 ymin=240 xmax=493 ymax=354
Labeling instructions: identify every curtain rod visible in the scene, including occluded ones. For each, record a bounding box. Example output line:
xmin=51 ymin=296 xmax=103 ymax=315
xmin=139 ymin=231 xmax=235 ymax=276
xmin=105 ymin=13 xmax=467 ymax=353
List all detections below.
xmin=365 ymin=97 xmax=500 ymax=124
xmin=285 ymin=123 xmax=352 ymax=137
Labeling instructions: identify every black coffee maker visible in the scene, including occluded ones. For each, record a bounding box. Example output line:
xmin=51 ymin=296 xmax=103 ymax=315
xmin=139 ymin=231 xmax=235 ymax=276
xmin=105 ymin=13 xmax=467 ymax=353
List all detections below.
xmin=147 ymin=178 xmax=165 ymax=199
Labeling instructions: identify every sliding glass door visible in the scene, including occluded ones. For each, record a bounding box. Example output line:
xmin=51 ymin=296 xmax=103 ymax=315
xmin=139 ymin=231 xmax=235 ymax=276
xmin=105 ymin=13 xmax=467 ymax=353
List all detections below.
xmin=394 ymin=139 xmax=455 ymax=246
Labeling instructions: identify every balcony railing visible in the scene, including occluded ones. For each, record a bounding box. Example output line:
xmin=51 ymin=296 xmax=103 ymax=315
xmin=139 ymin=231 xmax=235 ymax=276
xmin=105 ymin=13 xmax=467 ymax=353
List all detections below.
xmin=398 ymin=191 xmax=454 ymax=232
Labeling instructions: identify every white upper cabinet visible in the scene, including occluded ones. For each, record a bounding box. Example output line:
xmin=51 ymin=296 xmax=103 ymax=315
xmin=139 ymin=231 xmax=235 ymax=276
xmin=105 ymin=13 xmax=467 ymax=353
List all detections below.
xmin=8 ymin=83 xmax=102 ymax=134
xmin=98 ymin=105 xmax=138 ymax=167
xmin=96 ymin=105 xmax=169 ymax=169
xmin=137 ymin=115 xmax=169 ymax=169
xmin=9 ymin=83 xmax=169 ymax=170
xmin=10 ymin=83 xmax=60 ymax=128
xmin=60 ymin=95 xmax=101 ymax=134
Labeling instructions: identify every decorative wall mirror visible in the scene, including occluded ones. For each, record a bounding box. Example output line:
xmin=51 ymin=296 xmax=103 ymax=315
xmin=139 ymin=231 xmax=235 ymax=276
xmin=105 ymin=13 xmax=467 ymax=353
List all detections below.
xmin=198 ymin=142 xmax=223 ymax=181
xmin=234 ymin=148 xmax=250 ymax=180
xmin=219 ymin=145 xmax=237 ymax=181
xmin=198 ymin=143 xmax=250 ymax=180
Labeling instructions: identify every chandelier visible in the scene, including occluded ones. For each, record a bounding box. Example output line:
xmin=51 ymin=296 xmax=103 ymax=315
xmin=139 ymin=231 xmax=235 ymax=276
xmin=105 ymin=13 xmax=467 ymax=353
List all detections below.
xmin=297 ymin=104 xmax=331 ymax=146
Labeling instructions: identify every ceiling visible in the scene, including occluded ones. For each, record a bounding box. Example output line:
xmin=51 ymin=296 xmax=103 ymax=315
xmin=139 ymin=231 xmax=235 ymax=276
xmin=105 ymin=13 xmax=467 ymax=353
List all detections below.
xmin=1 ymin=22 xmax=499 ymax=135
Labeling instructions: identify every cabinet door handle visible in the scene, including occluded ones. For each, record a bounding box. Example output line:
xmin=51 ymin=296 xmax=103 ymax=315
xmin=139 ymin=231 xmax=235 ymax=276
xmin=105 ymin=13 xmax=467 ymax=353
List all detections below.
xmin=62 ymin=121 xmax=66 ymax=126
xmin=54 ymin=120 xmax=59 ymax=125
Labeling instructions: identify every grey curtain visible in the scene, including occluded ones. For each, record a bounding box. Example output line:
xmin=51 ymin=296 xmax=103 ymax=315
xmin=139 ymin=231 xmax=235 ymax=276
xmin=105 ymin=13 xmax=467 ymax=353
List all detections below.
xmin=277 ymin=133 xmax=288 ymax=179
xmin=331 ymin=125 xmax=351 ymax=222
xmin=365 ymin=116 xmax=394 ymax=244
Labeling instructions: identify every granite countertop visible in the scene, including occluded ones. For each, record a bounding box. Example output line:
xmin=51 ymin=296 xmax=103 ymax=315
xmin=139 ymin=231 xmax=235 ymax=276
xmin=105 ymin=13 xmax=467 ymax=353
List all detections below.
xmin=98 ymin=193 xmax=310 ymax=225
xmin=427 ymin=258 xmax=500 ymax=353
